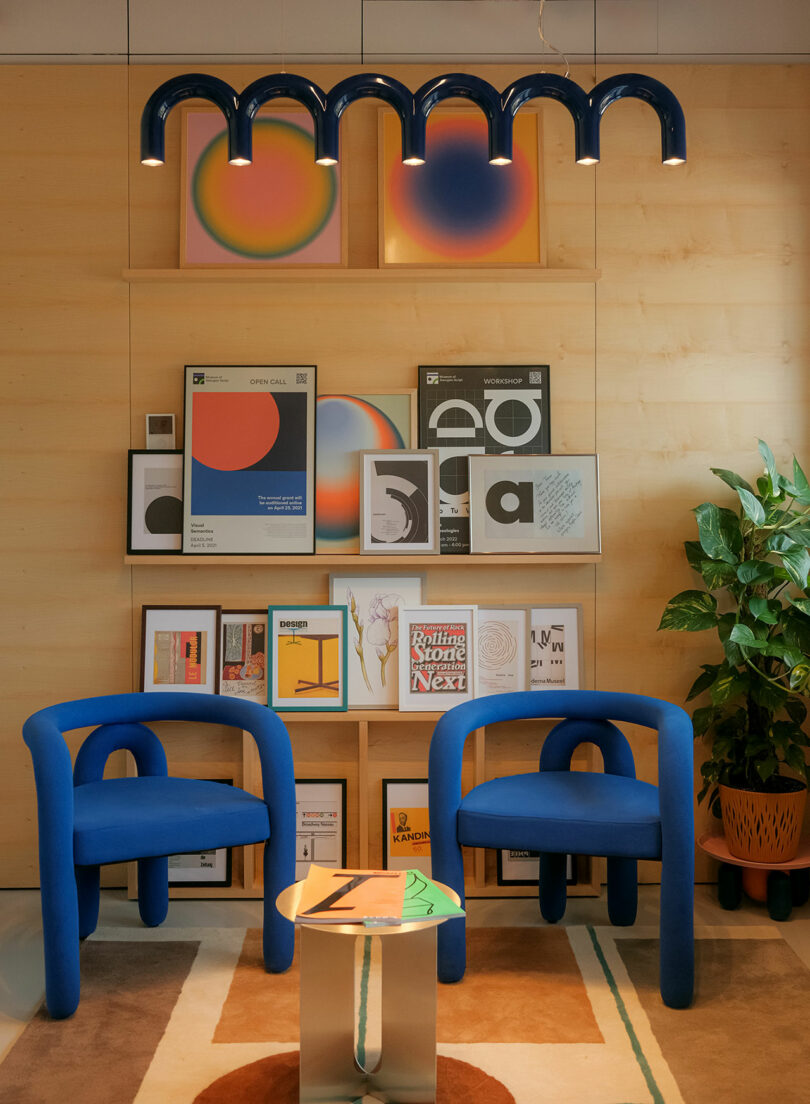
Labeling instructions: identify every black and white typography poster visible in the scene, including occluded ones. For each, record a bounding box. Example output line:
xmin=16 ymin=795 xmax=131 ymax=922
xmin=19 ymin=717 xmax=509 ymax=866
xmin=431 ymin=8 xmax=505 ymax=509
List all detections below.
xmin=418 ymin=365 xmax=550 ymax=553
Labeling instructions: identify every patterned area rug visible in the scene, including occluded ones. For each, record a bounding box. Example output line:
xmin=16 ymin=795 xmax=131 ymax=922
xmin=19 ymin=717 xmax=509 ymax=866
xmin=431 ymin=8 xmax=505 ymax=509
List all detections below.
xmin=1 ymin=923 xmax=808 ymax=1103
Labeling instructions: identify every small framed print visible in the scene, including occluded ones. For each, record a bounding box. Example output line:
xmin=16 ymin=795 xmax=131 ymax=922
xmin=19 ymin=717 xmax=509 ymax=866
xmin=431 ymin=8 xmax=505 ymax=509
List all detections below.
xmin=219 ymin=610 xmax=268 ymax=704
xmin=295 ymin=778 xmax=347 ymax=880
xmin=476 ymin=607 xmax=530 ymax=695
xmin=329 ymin=573 xmax=425 ymax=709
xmin=316 ymin=389 xmax=418 ymax=553
xmin=496 ymin=849 xmax=575 ymax=887
xmin=268 ymin=605 xmax=348 ymax=712
xmin=140 ymin=605 xmax=221 ymax=693
xmin=127 ymin=450 xmax=183 ymax=554
xmin=382 ymin=778 xmax=431 ymax=875
xmin=398 ymin=605 xmax=476 ymax=712
xmin=169 ymin=778 xmax=233 ymax=888
xmin=359 ymin=449 xmax=440 ymax=555
xmin=529 ymin=605 xmax=582 ymax=691
xmin=468 ymin=453 xmax=601 ymax=555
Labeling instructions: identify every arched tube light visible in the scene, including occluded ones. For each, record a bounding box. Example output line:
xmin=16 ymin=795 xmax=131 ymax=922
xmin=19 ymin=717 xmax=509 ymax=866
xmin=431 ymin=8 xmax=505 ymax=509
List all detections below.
xmin=141 ymin=70 xmax=686 ymax=169
xmin=140 ymin=73 xmax=241 ymax=165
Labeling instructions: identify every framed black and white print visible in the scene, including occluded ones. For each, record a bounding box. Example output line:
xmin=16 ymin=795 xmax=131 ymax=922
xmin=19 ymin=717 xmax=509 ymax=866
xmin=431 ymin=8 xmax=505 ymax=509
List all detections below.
xmin=295 ymin=779 xmax=347 ymax=881
xmin=529 ymin=604 xmax=583 ymax=691
xmin=417 ymin=365 xmax=551 ymax=554
xmin=496 ymin=849 xmax=575 ymax=886
xmin=468 ymin=453 xmax=601 ymax=555
xmin=127 ymin=450 xmax=183 ymax=554
xmin=359 ymin=449 xmax=440 ymax=555
xmin=475 ymin=606 xmax=530 ymax=695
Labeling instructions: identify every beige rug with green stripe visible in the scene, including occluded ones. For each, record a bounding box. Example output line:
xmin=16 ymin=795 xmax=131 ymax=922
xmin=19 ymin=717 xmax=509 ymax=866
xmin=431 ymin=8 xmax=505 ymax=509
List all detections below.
xmin=1 ymin=924 xmax=807 ymax=1103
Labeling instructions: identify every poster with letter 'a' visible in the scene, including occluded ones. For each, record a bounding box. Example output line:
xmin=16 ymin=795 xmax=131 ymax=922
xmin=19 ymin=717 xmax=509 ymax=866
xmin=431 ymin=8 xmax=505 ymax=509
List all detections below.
xmin=417 ymin=365 xmax=550 ymax=554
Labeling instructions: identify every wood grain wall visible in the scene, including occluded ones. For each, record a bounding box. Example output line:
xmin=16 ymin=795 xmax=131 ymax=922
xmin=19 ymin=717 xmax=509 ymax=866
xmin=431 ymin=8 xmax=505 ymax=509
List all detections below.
xmin=1 ymin=62 xmax=807 ymax=886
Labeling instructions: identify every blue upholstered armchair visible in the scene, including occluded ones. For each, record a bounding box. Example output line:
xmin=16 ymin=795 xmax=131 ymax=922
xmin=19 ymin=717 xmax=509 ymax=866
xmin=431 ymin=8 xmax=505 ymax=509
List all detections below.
xmin=23 ymin=692 xmax=297 ymax=1019
xmin=428 ymin=690 xmax=695 ymax=1008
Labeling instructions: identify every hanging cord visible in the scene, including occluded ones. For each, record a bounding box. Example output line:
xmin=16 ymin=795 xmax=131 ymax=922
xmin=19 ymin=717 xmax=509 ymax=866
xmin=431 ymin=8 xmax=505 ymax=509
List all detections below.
xmin=537 ymin=0 xmax=570 ymax=77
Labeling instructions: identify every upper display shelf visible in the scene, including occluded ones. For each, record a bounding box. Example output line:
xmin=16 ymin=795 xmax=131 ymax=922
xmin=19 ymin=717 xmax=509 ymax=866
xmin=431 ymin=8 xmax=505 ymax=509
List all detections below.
xmin=124 ymin=553 xmax=602 ymax=566
xmin=122 ymin=267 xmax=601 ymax=284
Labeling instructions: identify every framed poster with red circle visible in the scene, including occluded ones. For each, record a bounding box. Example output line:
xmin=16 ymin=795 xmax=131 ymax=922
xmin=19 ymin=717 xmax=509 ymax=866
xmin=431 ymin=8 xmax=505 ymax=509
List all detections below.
xmin=181 ymin=109 xmax=346 ymax=267
xmin=182 ymin=364 xmax=316 ymax=554
xmin=379 ymin=109 xmax=544 ymax=267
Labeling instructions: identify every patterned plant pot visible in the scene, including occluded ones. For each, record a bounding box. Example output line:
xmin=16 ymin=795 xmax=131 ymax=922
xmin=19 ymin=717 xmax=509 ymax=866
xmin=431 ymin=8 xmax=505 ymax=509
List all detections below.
xmin=719 ymin=782 xmax=807 ymax=863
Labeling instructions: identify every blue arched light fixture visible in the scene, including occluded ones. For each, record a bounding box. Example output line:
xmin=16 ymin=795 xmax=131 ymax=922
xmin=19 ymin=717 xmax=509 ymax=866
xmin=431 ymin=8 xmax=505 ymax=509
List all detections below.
xmin=141 ymin=71 xmax=686 ymax=169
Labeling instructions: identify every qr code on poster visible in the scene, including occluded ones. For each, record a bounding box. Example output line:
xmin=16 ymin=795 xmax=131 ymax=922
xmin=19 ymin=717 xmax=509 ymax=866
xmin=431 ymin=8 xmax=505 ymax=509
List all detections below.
xmin=529 ymin=370 xmax=543 ymax=384
xmin=296 ymin=372 xmax=308 ymax=385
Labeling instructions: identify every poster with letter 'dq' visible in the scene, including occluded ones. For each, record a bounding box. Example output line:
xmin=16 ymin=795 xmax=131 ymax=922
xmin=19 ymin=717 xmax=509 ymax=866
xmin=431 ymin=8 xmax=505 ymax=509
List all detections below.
xmin=183 ymin=365 xmax=316 ymax=554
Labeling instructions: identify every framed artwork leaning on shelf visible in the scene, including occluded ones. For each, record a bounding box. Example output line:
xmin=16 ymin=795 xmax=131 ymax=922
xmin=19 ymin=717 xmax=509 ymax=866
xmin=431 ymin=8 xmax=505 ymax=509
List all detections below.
xmin=397 ymin=605 xmax=476 ymax=712
xmin=359 ymin=449 xmax=440 ymax=555
xmin=268 ymin=605 xmax=348 ymax=712
xmin=219 ymin=610 xmax=268 ymax=704
xmin=329 ymin=574 xmax=425 ymax=709
xmin=295 ymin=779 xmax=347 ymax=881
xmin=529 ymin=604 xmax=583 ymax=691
xmin=316 ymin=389 xmax=417 ymax=553
xmin=378 ymin=108 xmax=544 ymax=267
xmin=497 ymin=849 xmax=575 ymax=887
xmin=127 ymin=449 xmax=183 ymax=554
xmin=181 ymin=107 xmax=346 ymax=267
xmin=418 ymin=364 xmax=551 ymax=555
xmin=382 ymin=778 xmax=431 ymax=876
xmin=468 ymin=453 xmax=600 ymax=555
xmin=183 ymin=364 xmax=316 ymax=555
xmin=475 ymin=606 xmax=530 ymax=695
xmin=140 ymin=605 xmax=221 ymax=693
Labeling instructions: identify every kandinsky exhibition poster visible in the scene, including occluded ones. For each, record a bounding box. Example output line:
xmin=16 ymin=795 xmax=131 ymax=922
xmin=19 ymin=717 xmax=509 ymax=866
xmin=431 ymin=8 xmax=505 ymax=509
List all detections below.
xmin=183 ymin=365 xmax=316 ymax=554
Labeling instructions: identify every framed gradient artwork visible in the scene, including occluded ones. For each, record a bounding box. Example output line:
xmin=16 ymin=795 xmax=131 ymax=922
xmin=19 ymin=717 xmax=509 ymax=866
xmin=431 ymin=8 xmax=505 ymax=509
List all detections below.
xmin=181 ymin=108 xmax=346 ymax=267
xmin=316 ymin=390 xmax=417 ymax=553
xmin=379 ymin=109 xmax=544 ymax=266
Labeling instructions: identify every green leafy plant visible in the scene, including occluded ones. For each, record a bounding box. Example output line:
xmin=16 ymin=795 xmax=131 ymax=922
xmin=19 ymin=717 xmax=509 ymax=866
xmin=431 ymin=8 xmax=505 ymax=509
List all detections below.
xmin=659 ymin=440 xmax=810 ymax=815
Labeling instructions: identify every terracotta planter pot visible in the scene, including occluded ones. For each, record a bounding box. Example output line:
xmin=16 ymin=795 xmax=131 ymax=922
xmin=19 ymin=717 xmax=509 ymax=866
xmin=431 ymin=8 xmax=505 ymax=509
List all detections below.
xmin=719 ymin=782 xmax=807 ymax=863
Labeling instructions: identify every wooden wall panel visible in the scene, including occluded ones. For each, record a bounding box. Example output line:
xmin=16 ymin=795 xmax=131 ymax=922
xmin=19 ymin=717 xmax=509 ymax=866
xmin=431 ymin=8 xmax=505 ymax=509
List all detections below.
xmin=2 ymin=62 xmax=808 ymax=888
xmin=0 ymin=66 xmax=131 ymax=885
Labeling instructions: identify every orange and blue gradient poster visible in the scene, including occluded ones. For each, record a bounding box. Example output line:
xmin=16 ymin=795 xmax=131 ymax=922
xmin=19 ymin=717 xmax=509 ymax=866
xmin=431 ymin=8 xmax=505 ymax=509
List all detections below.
xmin=183 ymin=365 xmax=315 ymax=554
xmin=182 ymin=110 xmax=343 ymax=266
xmin=380 ymin=110 xmax=541 ymax=265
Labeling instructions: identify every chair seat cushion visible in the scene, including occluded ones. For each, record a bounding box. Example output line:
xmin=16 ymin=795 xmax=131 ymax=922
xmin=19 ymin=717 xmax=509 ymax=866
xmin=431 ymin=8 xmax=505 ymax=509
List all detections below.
xmin=73 ymin=777 xmax=270 ymax=866
xmin=457 ymin=771 xmax=662 ymax=859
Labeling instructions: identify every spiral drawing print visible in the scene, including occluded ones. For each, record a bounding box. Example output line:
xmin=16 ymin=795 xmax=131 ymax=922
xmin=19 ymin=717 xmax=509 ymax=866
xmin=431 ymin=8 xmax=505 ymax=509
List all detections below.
xmin=478 ymin=620 xmax=518 ymax=671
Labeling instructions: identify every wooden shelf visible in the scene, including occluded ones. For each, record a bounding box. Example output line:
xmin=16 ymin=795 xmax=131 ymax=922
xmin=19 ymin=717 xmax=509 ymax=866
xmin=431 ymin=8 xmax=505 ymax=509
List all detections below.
xmin=123 ymin=266 xmax=600 ymax=285
xmin=125 ymin=553 xmax=601 ymax=566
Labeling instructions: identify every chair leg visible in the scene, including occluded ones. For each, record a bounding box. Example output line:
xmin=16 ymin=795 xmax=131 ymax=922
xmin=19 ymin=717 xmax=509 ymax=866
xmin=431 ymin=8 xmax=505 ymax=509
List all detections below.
xmin=659 ymin=856 xmax=694 ymax=1009
xmin=39 ymin=862 xmax=81 ymax=1019
xmin=538 ymin=853 xmax=568 ymax=923
xmin=137 ymin=857 xmax=169 ymax=927
xmin=431 ymin=838 xmax=467 ymax=983
xmin=262 ymin=839 xmax=294 ymax=973
xmin=75 ymin=865 xmax=100 ymax=938
xmin=607 ymin=858 xmax=638 ymax=926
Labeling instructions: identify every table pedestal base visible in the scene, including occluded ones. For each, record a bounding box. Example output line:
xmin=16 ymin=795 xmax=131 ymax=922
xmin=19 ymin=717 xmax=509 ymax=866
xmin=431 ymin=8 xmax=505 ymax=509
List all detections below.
xmin=299 ymin=925 xmax=438 ymax=1104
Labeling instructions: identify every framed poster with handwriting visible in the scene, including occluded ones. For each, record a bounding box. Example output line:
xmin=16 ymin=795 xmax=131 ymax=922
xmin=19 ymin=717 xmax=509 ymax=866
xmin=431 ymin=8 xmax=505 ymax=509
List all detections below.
xmin=468 ymin=453 xmax=600 ymax=555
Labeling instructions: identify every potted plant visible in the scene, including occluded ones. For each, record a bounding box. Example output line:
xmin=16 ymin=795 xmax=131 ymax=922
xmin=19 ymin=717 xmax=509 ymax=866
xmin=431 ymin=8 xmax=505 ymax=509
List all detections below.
xmin=659 ymin=440 xmax=810 ymax=862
